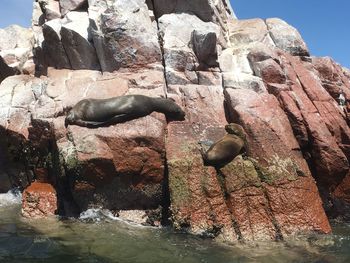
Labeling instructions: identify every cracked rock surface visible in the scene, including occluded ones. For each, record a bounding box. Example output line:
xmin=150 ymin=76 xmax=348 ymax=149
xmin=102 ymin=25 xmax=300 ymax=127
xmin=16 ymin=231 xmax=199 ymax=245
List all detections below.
xmin=1 ymin=0 xmax=349 ymax=241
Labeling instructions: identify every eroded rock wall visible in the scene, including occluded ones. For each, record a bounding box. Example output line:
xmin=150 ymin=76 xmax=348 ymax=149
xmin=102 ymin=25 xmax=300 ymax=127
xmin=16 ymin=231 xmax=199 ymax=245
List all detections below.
xmin=0 ymin=0 xmax=348 ymax=242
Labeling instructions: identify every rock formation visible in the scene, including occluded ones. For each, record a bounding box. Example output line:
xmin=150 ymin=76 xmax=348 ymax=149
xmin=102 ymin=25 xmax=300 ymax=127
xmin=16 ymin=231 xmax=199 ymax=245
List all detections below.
xmin=0 ymin=0 xmax=349 ymax=242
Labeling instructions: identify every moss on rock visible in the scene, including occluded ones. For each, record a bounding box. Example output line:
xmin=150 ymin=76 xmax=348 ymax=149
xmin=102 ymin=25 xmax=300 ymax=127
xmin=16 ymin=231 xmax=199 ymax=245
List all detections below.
xmin=250 ymin=154 xmax=301 ymax=185
xmin=168 ymin=158 xmax=192 ymax=207
xmin=220 ymin=156 xmax=262 ymax=192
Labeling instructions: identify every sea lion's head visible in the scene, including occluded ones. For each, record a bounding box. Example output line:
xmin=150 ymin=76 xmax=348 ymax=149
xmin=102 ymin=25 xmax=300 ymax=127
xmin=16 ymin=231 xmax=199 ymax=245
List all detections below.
xmin=165 ymin=99 xmax=186 ymax=121
xmin=65 ymin=110 xmax=75 ymax=128
xmin=225 ymin=123 xmax=246 ymax=139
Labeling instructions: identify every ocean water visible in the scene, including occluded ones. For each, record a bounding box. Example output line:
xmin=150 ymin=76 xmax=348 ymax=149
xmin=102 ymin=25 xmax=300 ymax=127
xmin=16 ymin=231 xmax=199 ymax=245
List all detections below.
xmin=0 ymin=190 xmax=349 ymax=263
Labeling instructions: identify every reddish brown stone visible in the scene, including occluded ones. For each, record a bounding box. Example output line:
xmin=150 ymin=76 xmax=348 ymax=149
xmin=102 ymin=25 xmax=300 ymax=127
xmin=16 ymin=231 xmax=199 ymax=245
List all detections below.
xmin=224 ymin=88 xmax=331 ymax=237
xmin=333 ymin=172 xmax=350 ymax=204
xmin=312 ymin=57 xmax=350 ymax=124
xmin=276 ymin=53 xmax=349 ymax=188
xmin=220 ymin=158 xmax=277 ymax=241
xmin=169 ymin=84 xmax=227 ymax=124
xmin=278 ymin=91 xmax=309 ymax=147
xmin=224 ymin=89 xmax=308 ymax=170
xmin=166 ymin=122 xmax=237 ymax=242
xmin=252 ymin=58 xmax=287 ymax=84
xmin=265 ymin=178 xmax=332 ymax=235
xmin=165 ymin=83 xmax=241 ymax=241
xmin=34 ymin=168 xmax=49 ymax=183
xmin=63 ymin=115 xmax=167 ymax=211
xmin=332 ymin=171 xmax=350 ymax=220
xmin=22 ymin=182 xmax=57 ymax=218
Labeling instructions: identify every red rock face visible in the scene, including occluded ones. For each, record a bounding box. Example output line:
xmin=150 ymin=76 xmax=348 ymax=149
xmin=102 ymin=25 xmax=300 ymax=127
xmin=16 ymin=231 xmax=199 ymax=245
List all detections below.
xmin=22 ymin=182 xmax=57 ymax=218
xmin=1 ymin=0 xmax=347 ymax=242
xmin=223 ymin=88 xmax=331 ymax=238
xmin=219 ymin=158 xmax=277 ymax=241
xmin=248 ymin=50 xmax=350 ymax=218
xmin=165 ymin=84 xmax=237 ymax=241
xmin=64 ymin=115 xmax=166 ymax=211
xmin=166 ymin=122 xmax=237 ymax=241
xmin=333 ymin=172 xmax=350 ymax=220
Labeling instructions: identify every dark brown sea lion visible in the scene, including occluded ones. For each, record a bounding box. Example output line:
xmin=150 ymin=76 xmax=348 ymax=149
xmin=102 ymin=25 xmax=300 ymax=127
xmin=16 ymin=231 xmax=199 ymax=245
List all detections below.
xmin=65 ymin=95 xmax=185 ymax=128
xmin=200 ymin=123 xmax=247 ymax=167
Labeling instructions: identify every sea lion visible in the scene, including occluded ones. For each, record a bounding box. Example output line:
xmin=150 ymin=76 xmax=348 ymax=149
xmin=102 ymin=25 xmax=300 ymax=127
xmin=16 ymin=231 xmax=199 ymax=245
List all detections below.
xmin=200 ymin=123 xmax=247 ymax=167
xmin=65 ymin=95 xmax=185 ymax=128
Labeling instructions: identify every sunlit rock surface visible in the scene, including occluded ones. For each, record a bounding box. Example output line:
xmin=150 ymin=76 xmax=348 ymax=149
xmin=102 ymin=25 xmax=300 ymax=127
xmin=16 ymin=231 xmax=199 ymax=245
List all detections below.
xmin=0 ymin=0 xmax=348 ymax=242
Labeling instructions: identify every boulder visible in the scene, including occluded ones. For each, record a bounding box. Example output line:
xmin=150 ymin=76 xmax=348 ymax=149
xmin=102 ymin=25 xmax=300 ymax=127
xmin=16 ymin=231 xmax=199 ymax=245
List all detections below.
xmin=228 ymin=18 xmax=309 ymax=57
xmin=59 ymin=0 xmax=88 ymax=16
xmin=0 ymin=76 xmax=48 ymax=192
xmin=228 ymin=18 xmax=274 ymax=47
xmin=219 ymin=48 xmax=253 ymax=74
xmin=42 ymin=19 xmax=71 ymax=68
xmin=165 ymin=83 xmax=236 ymax=241
xmin=61 ymin=11 xmax=100 ymax=70
xmin=152 ymin=0 xmax=236 ymax=25
xmin=218 ymin=157 xmax=276 ymax=241
xmin=158 ymin=13 xmax=220 ymax=84
xmin=35 ymin=68 xmax=167 ymax=212
xmin=22 ymin=182 xmax=57 ymax=218
xmin=312 ymin=56 xmax=350 ymax=114
xmin=88 ymin=0 xmax=162 ymax=72
xmin=266 ymin=18 xmax=309 ymax=56
xmin=38 ymin=0 xmax=61 ymax=21
xmin=32 ymin=1 xmax=45 ymax=26
xmin=0 ymin=25 xmax=35 ymax=82
xmin=244 ymin=50 xmax=350 ymax=219
xmin=191 ymin=30 xmax=218 ymax=68
xmin=62 ymin=115 xmax=166 ymax=211
xmin=249 ymin=58 xmax=287 ymax=84
xmin=223 ymin=73 xmax=266 ymax=93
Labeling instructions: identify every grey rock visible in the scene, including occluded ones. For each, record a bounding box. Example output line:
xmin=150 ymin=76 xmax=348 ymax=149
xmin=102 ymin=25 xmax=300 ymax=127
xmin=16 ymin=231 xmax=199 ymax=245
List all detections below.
xmin=191 ymin=30 xmax=218 ymax=68
xmin=158 ymin=13 xmax=220 ymax=84
xmin=89 ymin=0 xmax=161 ymax=72
xmin=152 ymin=0 xmax=235 ymax=25
xmin=59 ymin=0 xmax=88 ymax=16
xmin=228 ymin=18 xmax=275 ymax=47
xmin=32 ymin=1 xmax=45 ymax=26
xmin=38 ymin=0 xmax=61 ymax=21
xmin=266 ymin=18 xmax=309 ymax=56
xmin=61 ymin=11 xmax=100 ymax=70
xmin=223 ymin=72 xmax=266 ymax=93
xmin=0 ymin=25 xmax=34 ymax=82
xmin=42 ymin=19 xmax=71 ymax=69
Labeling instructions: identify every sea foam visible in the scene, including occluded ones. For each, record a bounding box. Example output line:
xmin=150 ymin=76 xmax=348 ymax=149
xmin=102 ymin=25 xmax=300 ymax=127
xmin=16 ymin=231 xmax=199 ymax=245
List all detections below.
xmin=0 ymin=188 xmax=22 ymax=207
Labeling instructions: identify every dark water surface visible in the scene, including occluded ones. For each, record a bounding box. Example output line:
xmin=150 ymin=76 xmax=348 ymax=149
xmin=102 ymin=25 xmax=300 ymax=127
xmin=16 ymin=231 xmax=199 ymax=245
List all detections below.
xmin=0 ymin=191 xmax=349 ymax=263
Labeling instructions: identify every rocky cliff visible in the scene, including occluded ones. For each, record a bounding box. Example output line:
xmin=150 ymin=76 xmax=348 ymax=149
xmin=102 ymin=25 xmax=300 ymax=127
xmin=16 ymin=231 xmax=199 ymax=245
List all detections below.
xmin=0 ymin=0 xmax=349 ymax=243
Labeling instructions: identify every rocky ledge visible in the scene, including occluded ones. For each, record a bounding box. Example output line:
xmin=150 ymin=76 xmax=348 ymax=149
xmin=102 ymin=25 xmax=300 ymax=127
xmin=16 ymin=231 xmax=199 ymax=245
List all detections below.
xmin=0 ymin=0 xmax=349 ymax=243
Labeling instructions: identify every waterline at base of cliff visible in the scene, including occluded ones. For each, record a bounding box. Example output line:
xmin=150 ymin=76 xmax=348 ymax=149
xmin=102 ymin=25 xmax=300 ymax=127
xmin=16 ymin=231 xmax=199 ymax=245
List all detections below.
xmin=0 ymin=192 xmax=349 ymax=263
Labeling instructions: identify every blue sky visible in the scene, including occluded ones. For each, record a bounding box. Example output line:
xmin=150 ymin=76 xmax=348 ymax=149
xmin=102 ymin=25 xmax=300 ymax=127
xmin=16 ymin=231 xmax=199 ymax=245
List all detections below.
xmin=0 ymin=0 xmax=348 ymax=68
xmin=0 ymin=0 xmax=33 ymax=29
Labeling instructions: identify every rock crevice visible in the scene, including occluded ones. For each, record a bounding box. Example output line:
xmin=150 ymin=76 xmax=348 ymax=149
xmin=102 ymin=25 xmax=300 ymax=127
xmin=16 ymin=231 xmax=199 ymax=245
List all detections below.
xmin=0 ymin=0 xmax=348 ymax=241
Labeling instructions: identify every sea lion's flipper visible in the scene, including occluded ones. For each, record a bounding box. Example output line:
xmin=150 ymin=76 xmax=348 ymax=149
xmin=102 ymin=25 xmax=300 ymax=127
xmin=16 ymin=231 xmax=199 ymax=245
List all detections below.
xmin=99 ymin=113 xmax=141 ymax=126
xmin=70 ymin=119 xmax=102 ymax=127
xmin=84 ymin=120 xmax=106 ymax=127
xmin=198 ymin=140 xmax=214 ymax=147
xmin=84 ymin=114 xmax=131 ymax=127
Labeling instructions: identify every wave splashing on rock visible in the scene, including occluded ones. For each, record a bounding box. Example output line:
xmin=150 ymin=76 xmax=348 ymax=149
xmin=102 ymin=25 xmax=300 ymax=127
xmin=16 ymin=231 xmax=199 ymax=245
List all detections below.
xmin=0 ymin=188 xmax=22 ymax=207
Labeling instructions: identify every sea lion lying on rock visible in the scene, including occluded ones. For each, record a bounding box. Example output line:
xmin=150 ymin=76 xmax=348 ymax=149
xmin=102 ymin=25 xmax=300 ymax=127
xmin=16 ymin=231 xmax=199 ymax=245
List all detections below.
xmin=200 ymin=123 xmax=247 ymax=167
xmin=65 ymin=95 xmax=185 ymax=128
